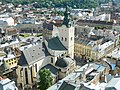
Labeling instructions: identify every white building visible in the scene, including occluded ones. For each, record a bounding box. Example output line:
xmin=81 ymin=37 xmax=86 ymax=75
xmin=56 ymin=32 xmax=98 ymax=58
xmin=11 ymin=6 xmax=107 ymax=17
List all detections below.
xmin=105 ymin=77 xmax=120 ymax=90
xmin=47 ymin=63 xmax=109 ymax=90
xmin=0 ymin=17 xmax=15 ymax=26
xmin=0 ymin=77 xmax=18 ymax=90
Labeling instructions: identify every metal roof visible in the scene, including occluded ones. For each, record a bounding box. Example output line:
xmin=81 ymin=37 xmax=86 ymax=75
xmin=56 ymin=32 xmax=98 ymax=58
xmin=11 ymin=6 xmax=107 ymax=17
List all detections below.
xmin=18 ymin=44 xmax=45 ymax=66
xmin=58 ymin=81 xmax=76 ymax=90
xmin=106 ymin=77 xmax=120 ymax=89
xmin=55 ymin=57 xmax=73 ymax=68
xmin=48 ymin=37 xmax=67 ymax=51
xmin=41 ymin=64 xmax=58 ymax=76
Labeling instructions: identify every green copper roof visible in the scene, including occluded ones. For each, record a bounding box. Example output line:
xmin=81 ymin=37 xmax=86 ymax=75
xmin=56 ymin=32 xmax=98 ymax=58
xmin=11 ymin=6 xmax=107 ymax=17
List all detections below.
xmin=48 ymin=37 xmax=67 ymax=50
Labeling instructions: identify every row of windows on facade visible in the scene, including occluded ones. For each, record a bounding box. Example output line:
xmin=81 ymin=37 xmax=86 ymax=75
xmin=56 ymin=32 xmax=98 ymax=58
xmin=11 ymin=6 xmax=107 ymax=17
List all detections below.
xmin=74 ymin=52 xmax=91 ymax=57
xmin=75 ymin=49 xmax=91 ymax=53
xmin=61 ymin=37 xmax=73 ymax=41
xmin=6 ymin=58 xmax=17 ymax=63
xmin=75 ymin=48 xmax=91 ymax=56
xmin=9 ymin=61 xmax=17 ymax=65
xmin=0 ymin=59 xmax=17 ymax=64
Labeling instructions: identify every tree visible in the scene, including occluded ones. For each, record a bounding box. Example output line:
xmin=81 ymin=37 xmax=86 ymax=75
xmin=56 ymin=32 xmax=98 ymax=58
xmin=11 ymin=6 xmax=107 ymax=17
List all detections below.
xmin=38 ymin=69 xmax=53 ymax=90
xmin=3 ymin=0 xmax=98 ymax=9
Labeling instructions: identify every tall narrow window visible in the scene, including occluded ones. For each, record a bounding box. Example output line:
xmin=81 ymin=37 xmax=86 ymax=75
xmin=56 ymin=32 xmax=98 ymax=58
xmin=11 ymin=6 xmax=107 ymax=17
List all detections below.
xmin=25 ymin=68 xmax=28 ymax=84
xmin=71 ymin=37 xmax=72 ymax=41
xmin=20 ymin=83 xmax=22 ymax=88
xmin=20 ymin=68 xmax=23 ymax=77
xmin=51 ymin=57 xmax=53 ymax=63
xmin=35 ymin=64 xmax=37 ymax=72
xmin=61 ymin=37 xmax=63 ymax=41
xmin=30 ymin=67 xmax=33 ymax=83
xmin=65 ymin=38 xmax=67 ymax=41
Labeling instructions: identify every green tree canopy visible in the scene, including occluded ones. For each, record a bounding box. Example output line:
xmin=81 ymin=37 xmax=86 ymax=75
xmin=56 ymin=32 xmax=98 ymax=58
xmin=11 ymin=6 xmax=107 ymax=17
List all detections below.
xmin=38 ymin=69 xmax=53 ymax=90
xmin=3 ymin=0 xmax=100 ymax=9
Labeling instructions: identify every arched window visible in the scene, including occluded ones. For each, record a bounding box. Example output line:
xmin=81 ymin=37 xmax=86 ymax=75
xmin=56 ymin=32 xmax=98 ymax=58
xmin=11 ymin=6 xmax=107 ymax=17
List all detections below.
xmin=61 ymin=37 xmax=63 ymax=41
xmin=30 ymin=67 xmax=33 ymax=83
xmin=65 ymin=38 xmax=67 ymax=41
xmin=25 ymin=68 xmax=28 ymax=84
xmin=35 ymin=64 xmax=37 ymax=72
xmin=51 ymin=57 xmax=53 ymax=63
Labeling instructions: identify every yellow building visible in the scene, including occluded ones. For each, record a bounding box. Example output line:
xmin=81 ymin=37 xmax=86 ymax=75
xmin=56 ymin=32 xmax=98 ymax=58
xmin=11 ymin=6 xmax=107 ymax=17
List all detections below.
xmin=74 ymin=38 xmax=115 ymax=61
xmin=4 ymin=54 xmax=18 ymax=69
xmin=0 ymin=53 xmax=18 ymax=80
xmin=74 ymin=38 xmax=92 ymax=60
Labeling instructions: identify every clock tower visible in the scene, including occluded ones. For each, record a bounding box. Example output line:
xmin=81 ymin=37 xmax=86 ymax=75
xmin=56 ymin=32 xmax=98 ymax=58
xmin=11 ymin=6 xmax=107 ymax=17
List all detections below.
xmin=58 ymin=6 xmax=75 ymax=59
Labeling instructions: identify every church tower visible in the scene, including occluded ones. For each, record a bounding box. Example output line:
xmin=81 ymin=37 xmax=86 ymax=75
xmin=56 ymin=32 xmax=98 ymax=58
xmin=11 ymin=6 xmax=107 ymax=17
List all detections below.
xmin=58 ymin=6 xmax=75 ymax=59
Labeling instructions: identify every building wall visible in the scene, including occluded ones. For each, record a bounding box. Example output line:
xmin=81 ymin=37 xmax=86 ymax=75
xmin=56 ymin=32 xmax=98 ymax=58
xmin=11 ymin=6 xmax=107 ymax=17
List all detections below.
xmin=57 ymin=25 xmax=75 ymax=59
xmin=77 ymin=20 xmax=113 ymax=29
xmin=75 ymin=41 xmax=115 ymax=61
xmin=74 ymin=43 xmax=92 ymax=60
xmin=0 ymin=17 xmax=15 ymax=26
xmin=94 ymin=42 xmax=115 ymax=60
xmin=0 ymin=78 xmax=18 ymax=90
xmin=116 ymin=60 xmax=120 ymax=67
xmin=4 ymin=57 xmax=18 ymax=69
xmin=56 ymin=60 xmax=76 ymax=79
xmin=17 ymin=58 xmax=50 ymax=89
xmin=91 ymin=74 xmax=100 ymax=85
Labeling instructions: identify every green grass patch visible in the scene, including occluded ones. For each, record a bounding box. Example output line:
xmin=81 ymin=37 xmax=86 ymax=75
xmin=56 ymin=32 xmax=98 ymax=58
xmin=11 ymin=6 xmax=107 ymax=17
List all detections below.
xmin=0 ymin=53 xmax=5 ymax=57
xmin=36 ymin=33 xmax=43 ymax=37
xmin=95 ymin=26 xmax=106 ymax=30
xmin=19 ymin=33 xmax=29 ymax=37
xmin=20 ymin=43 xmax=26 ymax=47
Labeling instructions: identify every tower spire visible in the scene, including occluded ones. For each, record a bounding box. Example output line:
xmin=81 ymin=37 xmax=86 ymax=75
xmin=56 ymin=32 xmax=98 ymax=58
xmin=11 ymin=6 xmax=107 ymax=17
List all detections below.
xmin=62 ymin=6 xmax=72 ymax=27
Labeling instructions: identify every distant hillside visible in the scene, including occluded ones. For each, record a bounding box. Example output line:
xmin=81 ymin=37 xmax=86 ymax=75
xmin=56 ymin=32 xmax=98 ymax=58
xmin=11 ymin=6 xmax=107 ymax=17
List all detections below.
xmin=3 ymin=0 xmax=112 ymax=9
